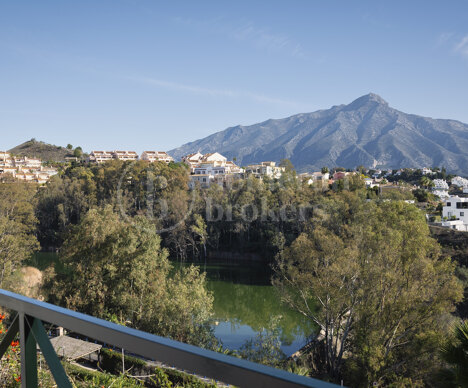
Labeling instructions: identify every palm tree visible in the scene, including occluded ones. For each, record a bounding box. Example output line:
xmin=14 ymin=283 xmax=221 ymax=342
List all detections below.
xmin=420 ymin=176 xmax=434 ymax=189
xmin=440 ymin=320 xmax=468 ymax=386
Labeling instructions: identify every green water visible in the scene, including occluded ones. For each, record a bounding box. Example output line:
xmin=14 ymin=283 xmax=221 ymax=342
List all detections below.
xmin=179 ymin=262 xmax=313 ymax=355
xmin=31 ymin=253 xmax=312 ymax=355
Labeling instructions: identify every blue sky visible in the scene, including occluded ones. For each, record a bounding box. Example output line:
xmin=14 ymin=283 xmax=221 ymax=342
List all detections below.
xmin=1 ymin=1 xmax=468 ymax=152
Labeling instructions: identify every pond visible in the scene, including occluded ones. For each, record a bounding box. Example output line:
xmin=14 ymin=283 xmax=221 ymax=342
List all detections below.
xmin=180 ymin=262 xmax=313 ymax=356
xmin=30 ymin=253 xmax=312 ymax=356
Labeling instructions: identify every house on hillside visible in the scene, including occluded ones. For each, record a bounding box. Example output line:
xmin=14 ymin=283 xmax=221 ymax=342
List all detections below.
xmin=189 ymin=174 xmax=211 ymax=189
xmin=182 ymin=152 xmax=203 ymax=164
xmin=442 ymin=196 xmax=468 ymax=231
xmin=201 ymin=152 xmax=227 ymax=163
xmin=0 ymin=152 xmax=11 ymax=163
xmin=364 ymin=178 xmax=379 ymax=188
xmin=141 ymin=151 xmax=174 ymax=163
xmin=422 ymin=167 xmax=433 ymax=175
xmin=14 ymin=157 xmax=42 ymax=169
xmin=333 ymin=171 xmax=349 ymax=180
xmin=88 ymin=151 xmax=114 ymax=163
xmin=113 ymin=151 xmax=138 ymax=161
xmin=244 ymin=162 xmax=284 ymax=179
xmin=452 ymin=176 xmax=468 ymax=188
xmin=433 ymin=179 xmax=449 ymax=190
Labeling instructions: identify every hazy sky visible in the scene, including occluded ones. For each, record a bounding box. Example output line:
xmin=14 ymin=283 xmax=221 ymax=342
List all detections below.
xmin=1 ymin=1 xmax=468 ymax=152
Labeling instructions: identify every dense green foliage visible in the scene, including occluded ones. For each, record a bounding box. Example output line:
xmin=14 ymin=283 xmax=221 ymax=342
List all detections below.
xmin=273 ymin=192 xmax=462 ymax=385
xmin=45 ymin=206 xmax=215 ymax=347
xmin=0 ymin=183 xmax=39 ymax=290
xmin=0 ymin=159 xmax=466 ymax=385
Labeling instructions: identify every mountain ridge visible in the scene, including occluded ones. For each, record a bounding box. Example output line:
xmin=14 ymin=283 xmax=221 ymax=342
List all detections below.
xmin=169 ymin=93 xmax=468 ymax=174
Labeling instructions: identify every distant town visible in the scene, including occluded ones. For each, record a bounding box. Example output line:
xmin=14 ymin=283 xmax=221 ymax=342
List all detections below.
xmin=1 ymin=147 xmax=468 ymax=234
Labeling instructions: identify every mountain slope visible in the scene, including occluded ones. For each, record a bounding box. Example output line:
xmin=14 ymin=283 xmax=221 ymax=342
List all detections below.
xmin=169 ymin=93 xmax=468 ymax=174
xmin=8 ymin=139 xmax=73 ymax=161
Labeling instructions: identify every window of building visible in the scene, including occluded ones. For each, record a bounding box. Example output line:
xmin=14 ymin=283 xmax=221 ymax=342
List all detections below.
xmin=461 ymin=212 xmax=465 ymax=216
xmin=456 ymin=202 xmax=468 ymax=209
xmin=446 ymin=202 xmax=451 ymax=207
xmin=203 ymin=178 xmax=206 ymax=182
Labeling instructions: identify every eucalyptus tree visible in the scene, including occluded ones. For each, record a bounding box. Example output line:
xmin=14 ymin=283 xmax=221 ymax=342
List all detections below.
xmin=273 ymin=193 xmax=462 ymax=385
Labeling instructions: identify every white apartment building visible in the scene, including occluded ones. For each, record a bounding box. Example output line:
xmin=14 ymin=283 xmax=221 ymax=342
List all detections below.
xmin=113 ymin=151 xmax=138 ymax=161
xmin=433 ymin=190 xmax=450 ymax=199
xmin=13 ymin=157 xmax=42 ymax=169
xmin=189 ymin=174 xmax=212 ymax=189
xmin=452 ymin=176 xmax=468 ymax=188
xmin=89 ymin=151 xmax=114 ymax=163
xmin=0 ymin=152 xmax=10 ymax=163
xmin=140 ymin=151 xmax=174 ymax=163
xmin=433 ymin=179 xmax=449 ymax=190
xmin=193 ymin=163 xmax=226 ymax=176
xmin=0 ymin=166 xmax=17 ymax=177
xmin=442 ymin=196 xmax=468 ymax=231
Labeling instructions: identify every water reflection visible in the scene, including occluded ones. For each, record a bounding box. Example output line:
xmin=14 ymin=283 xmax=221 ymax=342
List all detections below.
xmin=180 ymin=262 xmax=314 ymax=355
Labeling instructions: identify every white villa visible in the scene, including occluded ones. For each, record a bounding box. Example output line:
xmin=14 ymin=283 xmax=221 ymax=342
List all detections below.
xmin=182 ymin=152 xmax=203 ymax=167
xmin=244 ymin=161 xmax=285 ymax=179
xmin=422 ymin=167 xmax=433 ymax=175
xmin=201 ymin=152 xmax=227 ymax=163
xmin=183 ymin=152 xmax=245 ymax=189
xmin=140 ymin=151 xmax=174 ymax=164
xmin=442 ymin=196 xmax=468 ymax=231
xmin=303 ymin=171 xmax=330 ymax=185
xmin=364 ymin=178 xmax=379 ymax=188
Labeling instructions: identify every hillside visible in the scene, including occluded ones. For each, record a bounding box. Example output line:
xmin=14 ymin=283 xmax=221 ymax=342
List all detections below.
xmin=169 ymin=93 xmax=468 ymax=174
xmin=8 ymin=139 xmax=73 ymax=162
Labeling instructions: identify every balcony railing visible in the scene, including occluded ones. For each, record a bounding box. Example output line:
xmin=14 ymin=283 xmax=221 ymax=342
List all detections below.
xmin=0 ymin=289 xmax=340 ymax=388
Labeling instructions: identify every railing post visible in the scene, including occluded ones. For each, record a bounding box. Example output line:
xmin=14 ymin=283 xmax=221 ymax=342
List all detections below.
xmin=19 ymin=313 xmax=37 ymax=388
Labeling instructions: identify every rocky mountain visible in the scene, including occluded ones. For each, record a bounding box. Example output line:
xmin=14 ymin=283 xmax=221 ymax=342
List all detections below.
xmin=8 ymin=139 xmax=74 ymax=162
xmin=169 ymin=93 xmax=468 ymax=174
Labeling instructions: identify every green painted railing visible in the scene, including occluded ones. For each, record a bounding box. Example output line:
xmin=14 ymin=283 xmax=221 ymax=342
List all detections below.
xmin=0 ymin=289 xmax=340 ymax=388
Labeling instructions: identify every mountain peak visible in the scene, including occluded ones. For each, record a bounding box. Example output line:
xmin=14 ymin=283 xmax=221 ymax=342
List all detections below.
xmin=169 ymin=94 xmax=468 ymax=175
xmin=348 ymin=93 xmax=388 ymax=108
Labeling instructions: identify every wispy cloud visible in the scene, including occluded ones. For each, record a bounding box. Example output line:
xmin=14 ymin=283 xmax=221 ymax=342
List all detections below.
xmin=435 ymin=32 xmax=468 ymax=59
xmin=435 ymin=32 xmax=454 ymax=47
xmin=454 ymin=35 xmax=468 ymax=58
xmin=173 ymin=17 xmax=305 ymax=58
xmin=229 ymin=22 xmax=305 ymax=58
xmin=129 ymin=76 xmax=301 ymax=108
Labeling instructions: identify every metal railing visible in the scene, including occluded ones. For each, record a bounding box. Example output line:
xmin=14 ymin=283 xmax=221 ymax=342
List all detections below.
xmin=0 ymin=289 xmax=340 ymax=388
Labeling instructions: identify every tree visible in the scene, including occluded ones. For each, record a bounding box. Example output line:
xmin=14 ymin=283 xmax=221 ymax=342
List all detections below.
xmin=73 ymin=147 xmax=83 ymax=158
xmin=0 ymin=183 xmax=39 ymax=290
xmin=273 ymin=194 xmax=462 ymax=385
xmin=46 ymin=206 xmax=215 ymax=347
xmin=439 ymin=320 xmax=468 ymax=387
xmin=321 ymin=167 xmax=329 ymax=174
xmin=67 ymin=144 xmax=73 ymax=150
xmin=279 ymin=159 xmax=295 ymax=174
xmin=419 ymin=176 xmax=434 ymax=190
